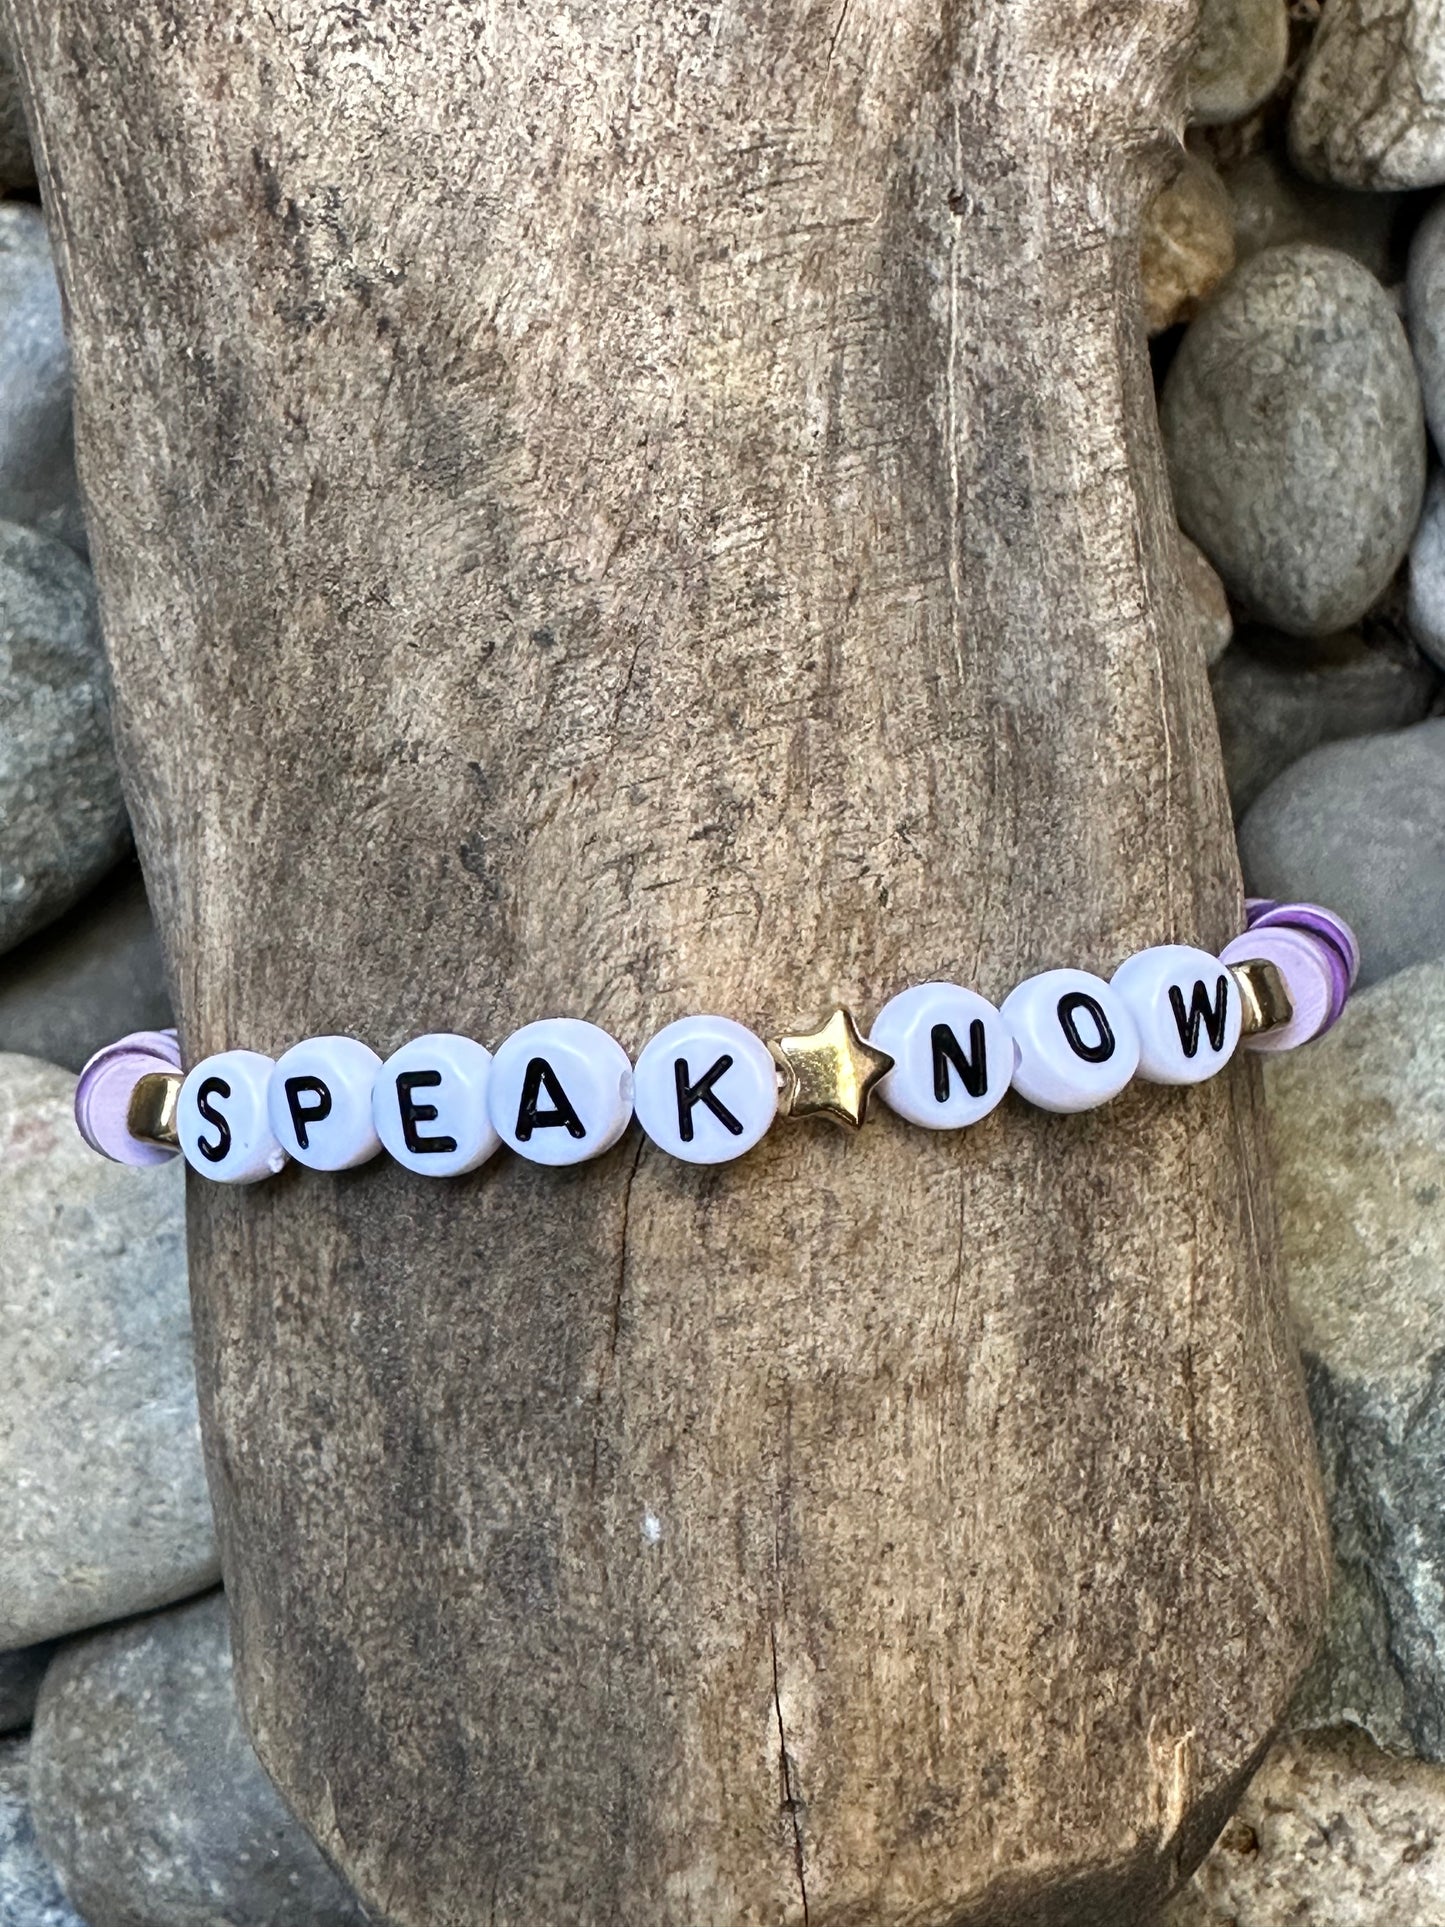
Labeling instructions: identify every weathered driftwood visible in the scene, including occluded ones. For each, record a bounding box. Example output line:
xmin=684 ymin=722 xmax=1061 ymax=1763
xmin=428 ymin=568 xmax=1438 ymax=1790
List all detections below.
xmin=8 ymin=3 xmax=1328 ymax=1922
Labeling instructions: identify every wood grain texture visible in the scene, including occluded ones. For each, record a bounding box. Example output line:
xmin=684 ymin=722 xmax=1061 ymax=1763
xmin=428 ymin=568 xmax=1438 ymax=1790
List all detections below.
xmin=7 ymin=4 xmax=1328 ymax=1922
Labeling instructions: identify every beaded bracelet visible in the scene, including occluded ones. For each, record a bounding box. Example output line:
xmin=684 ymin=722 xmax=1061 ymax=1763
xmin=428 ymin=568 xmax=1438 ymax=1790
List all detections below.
xmin=75 ymin=900 xmax=1356 ymax=1182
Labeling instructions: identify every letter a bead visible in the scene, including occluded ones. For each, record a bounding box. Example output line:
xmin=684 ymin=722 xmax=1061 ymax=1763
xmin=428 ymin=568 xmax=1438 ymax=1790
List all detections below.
xmin=869 ymin=983 xmax=1013 ymax=1129
xmin=1110 ymin=945 xmax=1243 ymax=1084
xmin=374 ymin=1034 xmax=502 ymax=1176
xmin=633 ymin=1015 xmax=778 ymax=1163
xmin=177 ymin=1050 xmax=289 ymax=1183
xmin=1000 ymin=969 xmax=1141 ymax=1113
xmin=488 ymin=1018 xmax=634 ymax=1166
xmin=267 ymin=1036 xmax=384 ymax=1171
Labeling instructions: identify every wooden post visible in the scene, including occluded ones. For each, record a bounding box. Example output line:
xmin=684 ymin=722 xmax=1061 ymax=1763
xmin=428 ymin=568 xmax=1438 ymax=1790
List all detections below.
xmin=6 ymin=4 xmax=1327 ymax=1921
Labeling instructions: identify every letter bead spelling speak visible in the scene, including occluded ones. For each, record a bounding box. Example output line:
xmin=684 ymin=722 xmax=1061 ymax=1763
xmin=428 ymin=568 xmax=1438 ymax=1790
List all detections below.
xmin=75 ymin=901 xmax=1357 ymax=1182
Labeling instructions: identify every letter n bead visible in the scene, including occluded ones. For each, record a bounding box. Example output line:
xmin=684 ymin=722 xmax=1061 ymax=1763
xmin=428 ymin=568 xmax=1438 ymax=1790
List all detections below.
xmin=633 ymin=1015 xmax=779 ymax=1163
xmin=869 ymin=983 xmax=1012 ymax=1129
xmin=487 ymin=1018 xmax=634 ymax=1166
xmin=1110 ymin=944 xmax=1243 ymax=1084
xmin=177 ymin=1051 xmax=289 ymax=1183
xmin=373 ymin=1034 xmax=502 ymax=1176
xmin=267 ymin=1036 xmax=384 ymax=1171
xmin=999 ymin=968 xmax=1141 ymax=1113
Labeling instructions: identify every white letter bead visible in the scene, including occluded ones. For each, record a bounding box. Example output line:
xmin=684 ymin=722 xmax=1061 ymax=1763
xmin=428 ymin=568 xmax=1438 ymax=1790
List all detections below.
xmin=1110 ymin=944 xmax=1243 ymax=1084
xmin=870 ymin=983 xmax=1013 ymax=1130
xmin=177 ymin=1050 xmax=289 ymax=1183
xmin=488 ymin=1018 xmax=634 ymax=1166
xmin=1000 ymin=969 xmax=1141 ymax=1113
xmin=633 ymin=1015 xmax=778 ymax=1163
xmin=267 ymin=1036 xmax=384 ymax=1171
xmin=373 ymin=1034 xmax=502 ymax=1176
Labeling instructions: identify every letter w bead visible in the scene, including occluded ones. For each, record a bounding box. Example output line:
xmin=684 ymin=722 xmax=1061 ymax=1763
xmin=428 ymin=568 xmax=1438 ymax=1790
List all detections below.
xmin=1168 ymin=975 xmax=1232 ymax=1059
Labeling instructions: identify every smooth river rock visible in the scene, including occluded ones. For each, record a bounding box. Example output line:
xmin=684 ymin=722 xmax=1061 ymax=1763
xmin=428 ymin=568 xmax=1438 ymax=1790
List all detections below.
xmin=0 ymin=1739 xmax=85 ymax=1927
xmin=1238 ymin=718 xmax=1445 ymax=988
xmin=0 ymin=1054 xmax=219 ymax=1649
xmin=1166 ymin=1729 xmax=1445 ymax=1924
xmin=30 ymin=1594 xmax=369 ymax=1927
xmin=1409 ymin=468 xmax=1445 ymax=669
xmin=0 ymin=522 xmax=127 ymax=957
xmin=1408 ymin=197 xmax=1445 ymax=452
xmin=1210 ymin=627 xmax=1439 ymax=816
xmin=1290 ymin=0 xmax=1445 ymax=191
xmin=0 ymin=205 xmax=83 ymax=552
xmin=1180 ymin=529 xmax=1234 ymax=666
xmin=0 ymin=1648 xmax=54 ymax=1738
xmin=0 ymin=866 xmax=172 ymax=1073
xmin=1186 ymin=0 xmax=1288 ymax=126
xmin=1267 ymin=963 xmax=1445 ymax=1757
xmin=1225 ymin=149 xmax=1415 ymax=282
xmin=1161 ymin=246 xmax=1425 ymax=638
xmin=1142 ymin=153 xmax=1235 ymax=334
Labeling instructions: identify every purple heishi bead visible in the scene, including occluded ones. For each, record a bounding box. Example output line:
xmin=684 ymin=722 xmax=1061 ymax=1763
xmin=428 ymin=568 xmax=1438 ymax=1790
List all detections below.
xmin=75 ymin=1029 xmax=182 ymax=1166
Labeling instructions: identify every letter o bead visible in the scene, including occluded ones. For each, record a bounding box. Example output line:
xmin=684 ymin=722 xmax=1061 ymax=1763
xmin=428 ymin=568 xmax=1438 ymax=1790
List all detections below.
xmin=488 ymin=1018 xmax=634 ymax=1166
xmin=177 ymin=1051 xmax=289 ymax=1183
xmin=374 ymin=1034 xmax=502 ymax=1176
xmin=870 ymin=983 xmax=1012 ymax=1129
xmin=999 ymin=969 xmax=1141 ymax=1113
xmin=633 ymin=1015 xmax=778 ymax=1163
xmin=1110 ymin=944 xmax=1243 ymax=1084
xmin=267 ymin=1036 xmax=384 ymax=1171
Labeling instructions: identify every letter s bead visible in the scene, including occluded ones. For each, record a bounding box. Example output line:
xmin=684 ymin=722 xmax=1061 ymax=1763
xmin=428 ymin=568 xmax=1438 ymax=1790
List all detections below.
xmin=176 ymin=1050 xmax=289 ymax=1183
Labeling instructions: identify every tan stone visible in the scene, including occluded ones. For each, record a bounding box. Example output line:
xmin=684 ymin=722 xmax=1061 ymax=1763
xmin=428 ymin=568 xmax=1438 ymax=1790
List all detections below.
xmin=1143 ymin=154 xmax=1236 ymax=334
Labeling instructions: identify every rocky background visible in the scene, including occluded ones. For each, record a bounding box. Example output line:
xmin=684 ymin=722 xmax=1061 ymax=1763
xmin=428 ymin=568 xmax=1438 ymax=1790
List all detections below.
xmin=0 ymin=2 xmax=1442 ymax=1922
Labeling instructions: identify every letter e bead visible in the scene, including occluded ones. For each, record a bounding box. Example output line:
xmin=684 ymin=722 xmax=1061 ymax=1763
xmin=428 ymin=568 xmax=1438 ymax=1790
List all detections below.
xmin=374 ymin=1034 xmax=502 ymax=1176
xmin=1000 ymin=969 xmax=1141 ymax=1113
xmin=633 ymin=1015 xmax=778 ymax=1163
xmin=488 ymin=1018 xmax=634 ymax=1166
xmin=177 ymin=1050 xmax=289 ymax=1183
xmin=1110 ymin=944 xmax=1242 ymax=1085
xmin=268 ymin=1036 xmax=384 ymax=1171
xmin=870 ymin=983 xmax=1012 ymax=1130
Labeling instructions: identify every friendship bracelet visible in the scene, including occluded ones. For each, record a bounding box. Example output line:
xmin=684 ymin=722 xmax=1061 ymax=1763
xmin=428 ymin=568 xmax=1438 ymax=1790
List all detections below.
xmin=75 ymin=900 xmax=1356 ymax=1182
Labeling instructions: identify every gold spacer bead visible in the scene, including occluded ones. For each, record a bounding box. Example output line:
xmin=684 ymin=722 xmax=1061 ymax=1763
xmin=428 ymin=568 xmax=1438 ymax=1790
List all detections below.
xmin=765 ymin=1007 xmax=895 ymax=1132
xmin=1230 ymin=958 xmax=1294 ymax=1037
xmin=126 ymin=1070 xmax=183 ymax=1150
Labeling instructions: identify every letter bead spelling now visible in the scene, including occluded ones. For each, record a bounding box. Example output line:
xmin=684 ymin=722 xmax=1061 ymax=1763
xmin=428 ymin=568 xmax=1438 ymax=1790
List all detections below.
xmin=869 ymin=983 xmax=1013 ymax=1129
xmin=176 ymin=1050 xmax=289 ymax=1183
xmin=1110 ymin=944 xmax=1243 ymax=1085
xmin=999 ymin=969 xmax=1141 ymax=1113
xmin=632 ymin=1015 xmax=779 ymax=1163
xmin=373 ymin=1033 xmax=502 ymax=1177
xmin=487 ymin=1018 xmax=634 ymax=1166
xmin=267 ymin=1036 xmax=385 ymax=1171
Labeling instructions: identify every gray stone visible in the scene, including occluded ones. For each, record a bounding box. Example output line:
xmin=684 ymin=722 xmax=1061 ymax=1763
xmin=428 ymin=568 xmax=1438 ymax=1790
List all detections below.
xmin=0 ymin=521 xmax=127 ymax=958
xmin=1161 ymin=246 xmax=1426 ymax=637
xmin=1164 ymin=1729 xmax=1445 ymax=1924
xmin=1225 ymin=149 xmax=1414 ymax=282
xmin=0 ymin=206 xmax=83 ymax=553
xmin=0 ymin=1054 xmax=219 ymax=1649
xmin=1238 ymin=718 xmax=1445 ymax=987
xmin=1262 ymin=962 xmax=1445 ymax=1757
xmin=1210 ymin=627 xmax=1439 ymax=816
xmin=1186 ymin=0 xmax=1288 ymax=126
xmin=1408 ymin=197 xmax=1445 ymax=452
xmin=1291 ymin=0 xmax=1445 ymax=191
xmin=0 ymin=38 xmax=36 ymax=192
xmin=30 ymin=1594 xmax=368 ymax=1927
xmin=1180 ymin=529 xmax=1234 ymax=666
xmin=0 ymin=867 xmax=171 ymax=1073
xmin=0 ymin=1739 xmax=85 ymax=1927
xmin=0 ymin=1648 xmax=53 ymax=1738
xmin=1411 ymin=469 xmax=1445 ymax=670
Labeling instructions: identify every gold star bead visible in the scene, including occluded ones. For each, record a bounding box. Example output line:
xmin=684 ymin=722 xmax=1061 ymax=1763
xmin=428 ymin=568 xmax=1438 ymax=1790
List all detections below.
xmin=768 ymin=1007 xmax=895 ymax=1131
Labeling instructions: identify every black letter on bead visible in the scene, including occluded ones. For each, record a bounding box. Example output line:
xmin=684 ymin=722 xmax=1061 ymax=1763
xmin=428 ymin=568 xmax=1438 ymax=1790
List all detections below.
xmin=1056 ymin=992 xmax=1116 ymax=1063
xmin=284 ymin=1075 xmax=333 ymax=1150
xmin=1168 ymin=974 xmax=1232 ymax=1059
xmin=674 ymin=1055 xmax=744 ymax=1143
xmin=195 ymin=1076 xmax=233 ymax=1165
xmin=515 ymin=1058 xmax=587 ymax=1142
xmin=930 ymin=1021 xmax=989 ymax=1103
xmin=396 ymin=1070 xmax=458 ymax=1156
